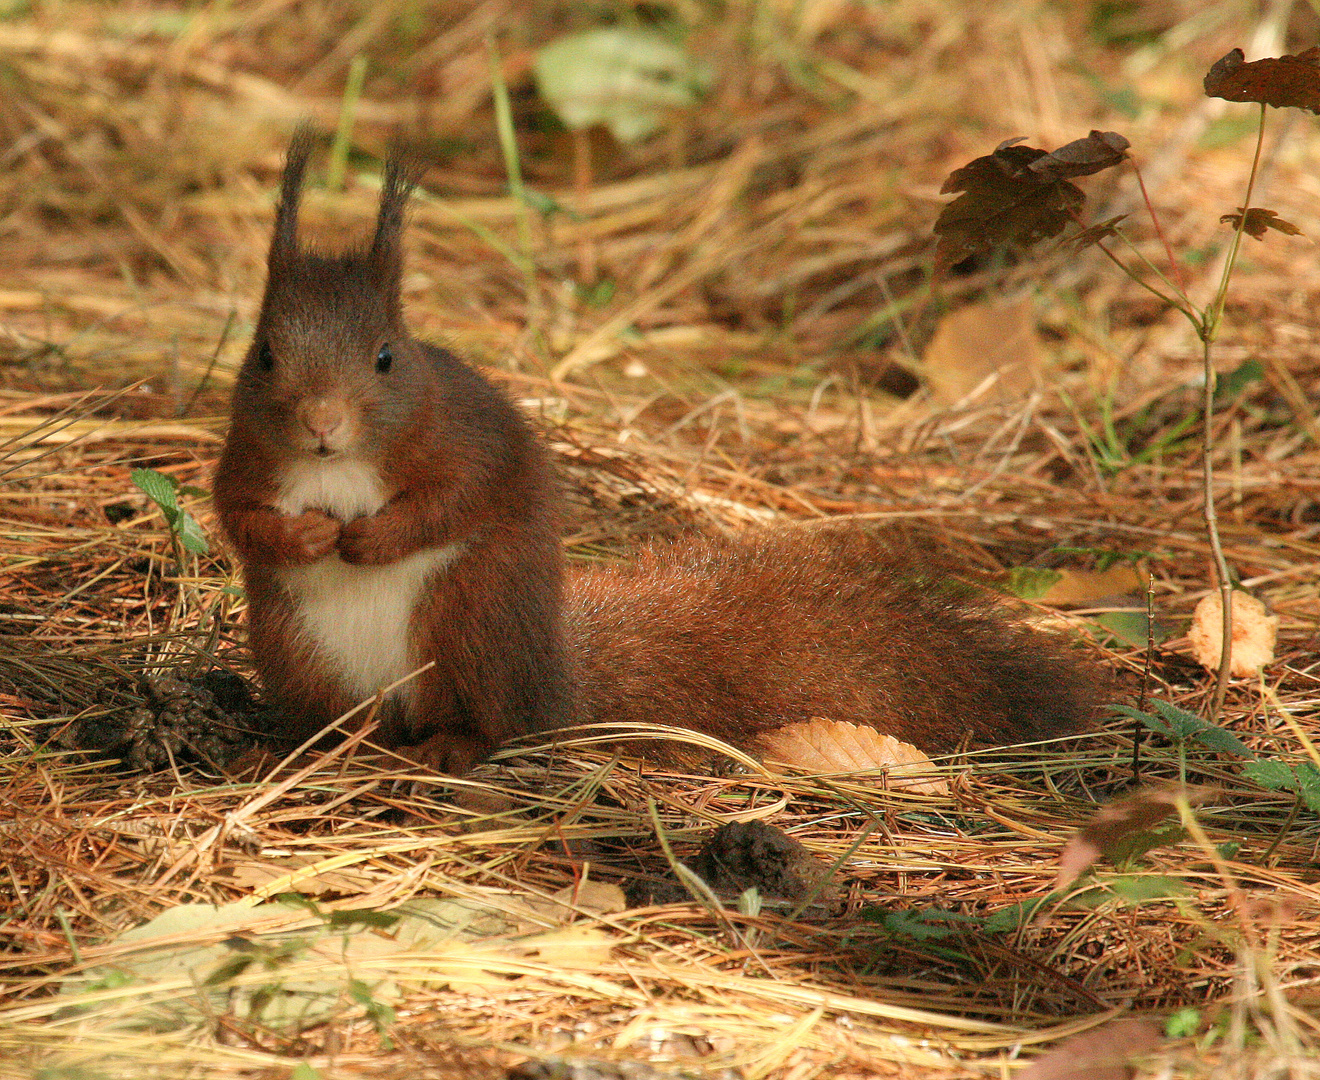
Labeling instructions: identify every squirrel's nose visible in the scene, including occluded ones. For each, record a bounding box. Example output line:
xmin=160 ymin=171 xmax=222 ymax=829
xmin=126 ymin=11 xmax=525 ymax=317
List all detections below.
xmin=297 ymin=396 xmax=351 ymax=448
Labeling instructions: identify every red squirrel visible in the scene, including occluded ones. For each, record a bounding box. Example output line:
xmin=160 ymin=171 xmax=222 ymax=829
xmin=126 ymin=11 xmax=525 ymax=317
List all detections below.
xmin=214 ymin=133 xmax=1102 ymax=774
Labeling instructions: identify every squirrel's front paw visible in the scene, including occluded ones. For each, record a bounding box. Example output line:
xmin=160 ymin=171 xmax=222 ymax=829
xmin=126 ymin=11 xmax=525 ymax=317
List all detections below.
xmin=282 ymin=510 xmax=340 ymax=562
xmin=336 ymin=513 xmax=401 ymax=565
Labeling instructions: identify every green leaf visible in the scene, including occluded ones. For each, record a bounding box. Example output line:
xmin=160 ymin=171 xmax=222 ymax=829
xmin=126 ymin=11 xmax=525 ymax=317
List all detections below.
xmin=1148 ymin=699 xmax=1252 ymax=757
xmin=1189 ymin=723 xmax=1254 ymax=759
xmin=1115 ymin=700 xmax=1253 ymax=757
xmin=981 ymin=897 xmax=1050 ymax=934
xmin=1294 ymin=763 xmax=1320 ymax=812
xmin=1111 ymin=704 xmax=1176 ymax=739
xmin=1004 ymin=566 xmax=1061 ymax=600
xmin=290 ymin=1064 xmax=323 ymax=1080
xmin=176 ymin=509 xmax=210 ymax=555
xmin=520 ymin=187 xmax=579 ymax=221
xmin=532 ymin=28 xmax=712 ymax=143
xmin=1243 ymin=760 xmax=1294 ymax=789
xmin=327 ymin=909 xmax=400 ymax=931
xmin=872 ymin=907 xmax=977 ymax=941
xmin=1149 ymin=698 xmax=1206 ymax=737
xmin=1102 ymin=874 xmax=1191 ymax=903
xmin=1166 ymin=1007 xmax=1202 ymax=1039
xmin=1251 ymin=760 xmax=1320 ymax=812
xmin=131 ymin=467 xmax=180 ymax=518
xmin=1088 ymin=610 xmax=1157 ymax=649
xmin=130 ymin=467 xmax=210 ymax=555
xmin=1215 ymin=358 xmax=1265 ymax=400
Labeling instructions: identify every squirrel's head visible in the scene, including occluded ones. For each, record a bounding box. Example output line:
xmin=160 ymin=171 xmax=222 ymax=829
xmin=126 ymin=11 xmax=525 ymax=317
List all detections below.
xmin=233 ymin=129 xmax=428 ymax=461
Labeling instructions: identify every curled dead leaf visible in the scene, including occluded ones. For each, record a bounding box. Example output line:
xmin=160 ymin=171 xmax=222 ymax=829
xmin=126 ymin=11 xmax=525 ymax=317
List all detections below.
xmin=1188 ymin=591 xmax=1277 ymax=677
xmin=1027 ymin=130 xmax=1130 ymax=181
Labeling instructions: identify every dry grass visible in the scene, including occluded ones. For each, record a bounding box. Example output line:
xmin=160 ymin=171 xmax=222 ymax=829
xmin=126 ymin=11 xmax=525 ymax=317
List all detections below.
xmin=2 ymin=1 xmax=1320 ymax=1077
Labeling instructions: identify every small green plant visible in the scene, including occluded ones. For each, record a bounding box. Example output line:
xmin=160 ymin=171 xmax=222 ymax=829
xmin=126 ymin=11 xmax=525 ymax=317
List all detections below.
xmin=130 ymin=467 xmax=209 ymax=559
xmin=933 ymin=48 xmax=1318 ymax=721
xmin=1243 ymin=759 xmax=1320 ymax=813
xmin=1112 ymin=699 xmax=1252 ymax=782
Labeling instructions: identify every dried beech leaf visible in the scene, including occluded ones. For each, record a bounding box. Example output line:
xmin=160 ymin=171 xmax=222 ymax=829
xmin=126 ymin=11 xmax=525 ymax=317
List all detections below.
xmin=1219 ymin=206 xmax=1303 ymax=239
xmin=1188 ymin=591 xmax=1278 ymax=676
xmin=755 ymin=719 xmax=949 ymax=793
xmin=1027 ymin=130 xmax=1130 ymax=181
xmin=922 ymin=297 xmax=1044 ymax=406
xmin=1019 ymin=1017 xmax=1163 ymax=1080
xmin=1204 ymin=47 xmax=1320 ymax=112
xmin=1056 ymin=786 xmax=1211 ymax=889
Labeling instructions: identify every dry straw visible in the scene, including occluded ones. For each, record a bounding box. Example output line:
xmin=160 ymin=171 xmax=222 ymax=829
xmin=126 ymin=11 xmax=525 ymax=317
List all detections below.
xmin=2 ymin=2 xmax=1319 ymax=1078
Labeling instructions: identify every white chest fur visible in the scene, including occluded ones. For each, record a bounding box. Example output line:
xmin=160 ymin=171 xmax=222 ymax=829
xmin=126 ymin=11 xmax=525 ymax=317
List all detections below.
xmin=273 ymin=457 xmax=464 ymax=705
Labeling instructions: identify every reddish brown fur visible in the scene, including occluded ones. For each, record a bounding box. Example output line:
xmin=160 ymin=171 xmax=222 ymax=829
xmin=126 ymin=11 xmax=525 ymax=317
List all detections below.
xmin=216 ymin=133 xmax=1102 ymax=775
xmin=569 ymin=531 xmax=1102 ymax=761
xmin=214 ymin=131 xmax=570 ymax=773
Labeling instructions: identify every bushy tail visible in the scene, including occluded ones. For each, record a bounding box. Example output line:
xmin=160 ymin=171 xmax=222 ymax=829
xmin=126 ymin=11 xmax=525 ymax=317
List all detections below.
xmin=566 ymin=528 xmax=1107 ymax=761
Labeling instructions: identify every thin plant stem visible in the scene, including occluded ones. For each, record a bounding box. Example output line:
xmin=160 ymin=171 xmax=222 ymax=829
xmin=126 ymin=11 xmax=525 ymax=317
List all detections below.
xmin=1107 ymin=230 xmax=1196 ymax=318
xmin=1201 ymin=331 xmax=1235 ymax=724
xmin=1201 ymin=103 xmax=1266 ymax=721
xmin=1206 ymin=103 xmax=1268 ymax=337
xmin=1093 ymin=239 xmax=1197 ymax=326
xmin=1131 ymin=157 xmax=1188 ymax=295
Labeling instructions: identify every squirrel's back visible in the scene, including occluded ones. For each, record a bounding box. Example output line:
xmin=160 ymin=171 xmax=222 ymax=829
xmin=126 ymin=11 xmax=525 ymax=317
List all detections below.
xmin=567 ymin=529 xmax=1102 ymax=761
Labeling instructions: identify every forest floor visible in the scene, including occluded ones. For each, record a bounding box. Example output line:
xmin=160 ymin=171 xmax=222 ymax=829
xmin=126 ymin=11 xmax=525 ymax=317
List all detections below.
xmin=2 ymin=2 xmax=1319 ymax=1078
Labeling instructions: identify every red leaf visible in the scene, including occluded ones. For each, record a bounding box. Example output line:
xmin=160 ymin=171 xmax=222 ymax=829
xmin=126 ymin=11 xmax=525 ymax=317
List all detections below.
xmin=1204 ymin=47 xmax=1320 ymax=112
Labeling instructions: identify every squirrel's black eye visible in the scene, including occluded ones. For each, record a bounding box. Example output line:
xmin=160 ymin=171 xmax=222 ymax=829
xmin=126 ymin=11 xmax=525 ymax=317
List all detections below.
xmin=376 ymin=343 xmax=393 ymax=373
xmin=257 ymin=341 xmax=274 ymax=371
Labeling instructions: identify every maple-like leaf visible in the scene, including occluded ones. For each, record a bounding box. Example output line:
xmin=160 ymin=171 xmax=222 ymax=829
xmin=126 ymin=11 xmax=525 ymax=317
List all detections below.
xmin=1219 ymin=206 xmax=1303 ymax=240
xmin=1028 ymin=130 xmax=1130 ymax=181
xmin=1204 ymin=47 xmax=1320 ymax=112
xmin=934 ymin=133 xmax=1128 ymax=272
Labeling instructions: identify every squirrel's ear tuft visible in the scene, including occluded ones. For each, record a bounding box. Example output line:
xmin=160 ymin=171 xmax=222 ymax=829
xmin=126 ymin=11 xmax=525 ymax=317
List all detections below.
xmin=271 ymin=125 xmax=318 ymax=268
xmin=370 ymin=145 xmax=424 ymax=287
